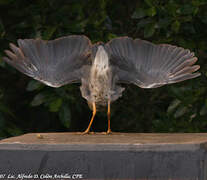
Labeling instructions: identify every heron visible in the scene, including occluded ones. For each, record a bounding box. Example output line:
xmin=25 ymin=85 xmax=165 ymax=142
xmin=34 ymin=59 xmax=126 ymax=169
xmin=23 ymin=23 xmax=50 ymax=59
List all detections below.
xmin=3 ymin=35 xmax=200 ymax=134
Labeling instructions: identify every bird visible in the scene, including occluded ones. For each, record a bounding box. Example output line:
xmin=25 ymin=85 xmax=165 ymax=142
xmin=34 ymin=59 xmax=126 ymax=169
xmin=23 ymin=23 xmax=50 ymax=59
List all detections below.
xmin=3 ymin=35 xmax=201 ymax=134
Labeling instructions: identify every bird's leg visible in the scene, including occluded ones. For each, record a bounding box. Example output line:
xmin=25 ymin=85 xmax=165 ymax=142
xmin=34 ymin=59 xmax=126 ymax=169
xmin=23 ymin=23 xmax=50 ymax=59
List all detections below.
xmin=82 ymin=102 xmax=96 ymax=135
xmin=107 ymin=100 xmax=112 ymax=134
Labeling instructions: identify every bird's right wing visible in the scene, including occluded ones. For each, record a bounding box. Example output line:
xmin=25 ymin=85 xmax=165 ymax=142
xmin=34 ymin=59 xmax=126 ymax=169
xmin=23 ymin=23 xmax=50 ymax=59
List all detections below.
xmin=105 ymin=37 xmax=200 ymax=88
xmin=3 ymin=35 xmax=92 ymax=87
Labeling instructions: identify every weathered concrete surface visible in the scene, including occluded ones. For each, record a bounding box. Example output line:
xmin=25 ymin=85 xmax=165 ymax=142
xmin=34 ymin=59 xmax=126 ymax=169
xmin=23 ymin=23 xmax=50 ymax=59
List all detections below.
xmin=0 ymin=133 xmax=207 ymax=180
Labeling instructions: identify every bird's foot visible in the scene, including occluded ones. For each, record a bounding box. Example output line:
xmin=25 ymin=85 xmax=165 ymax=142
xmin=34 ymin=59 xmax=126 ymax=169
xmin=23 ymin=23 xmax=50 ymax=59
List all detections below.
xmin=100 ymin=129 xmax=112 ymax=135
xmin=106 ymin=129 xmax=112 ymax=134
xmin=81 ymin=129 xmax=95 ymax=135
xmin=81 ymin=129 xmax=90 ymax=135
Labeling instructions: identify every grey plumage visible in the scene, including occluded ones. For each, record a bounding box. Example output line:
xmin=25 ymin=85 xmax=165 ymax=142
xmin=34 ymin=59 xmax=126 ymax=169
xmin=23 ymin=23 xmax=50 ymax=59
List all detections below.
xmin=105 ymin=37 xmax=200 ymax=88
xmin=3 ymin=35 xmax=200 ymax=110
xmin=4 ymin=35 xmax=91 ymax=87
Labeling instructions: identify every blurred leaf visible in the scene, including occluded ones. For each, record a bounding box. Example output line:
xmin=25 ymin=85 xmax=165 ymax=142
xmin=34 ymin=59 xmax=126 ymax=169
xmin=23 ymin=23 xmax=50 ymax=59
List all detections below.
xmin=169 ymin=87 xmax=183 ymax=99
xmin=137 ymin=18 xmax=153 ymax=29
xmin=30 ymin=93 xmax=46 ymax=106
xmin=105 ymin=16 xmax=112 ymax=30
xmin=166 ymin=3 xmax=179 ymax=16
xmin=144 ymin=23 xmax=156 ymax=38
xmin=59 ymin=103 xmax=71 ymax=128
xmin=180 ymin=5 xmax=198 ymax=15
xmin=0 ymin=0 xmax=14 ymax=5
xmin=147 ymin=7 xmax=156 ymax=17
xmin=167 ymin=99 xmax=181 ymax=113
xmin=66 ymin=21 xmax=87 ymax=33
xmin=0 ymin=102 xmax=15 ymax=118
xmin=199 ymin=104 xmax=207 ymax=116
xmin=0 ymin=59 xmax=6 ymax=68
xmin=158 ymin=17 xmax=173 ymax=28
xmin=107 ymin=33 xmax=118 ymax=40
xmin=49 ymin=98 xmax=62 ymax=112
xmin=182 ymin=23 xmax=195 ymax=35
xmin=7 ymin=126 xmax=23 ymax=136
xmin=0 ymin=19 xmax=5 ymax=38
xmin=174 ymin=106 xmax=188 ymax=118
xmin=144 ymin=0 xmax=154 ymax=7
xmin=192 ymin=0 xmax=207 ymax=6
xmin=42 ymin=26 xmax=57 ymax=40
xmin=26 ymin=80 xmax=43 ymax=91
xmin=171 ymin=20 xmax=180 ymax=33
xmin=181 ymin=16 xmax=193 ymax=22
xmin=131 ymin=9 xmax=146 ymax=19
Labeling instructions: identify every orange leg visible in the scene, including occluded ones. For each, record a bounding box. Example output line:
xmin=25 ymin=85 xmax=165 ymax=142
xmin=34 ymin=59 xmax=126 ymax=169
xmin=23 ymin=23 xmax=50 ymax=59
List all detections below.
xmin=82 ymin=102 xmax=96 ymax=134
xmin=107 ymin=100 xmax=112 ymax=134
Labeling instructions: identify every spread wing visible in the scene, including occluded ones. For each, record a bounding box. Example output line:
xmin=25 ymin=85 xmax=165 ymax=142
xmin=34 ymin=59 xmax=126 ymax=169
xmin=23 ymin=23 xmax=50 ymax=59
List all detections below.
xmin=105 ymin=37 xmax=200 ymax=88
xmin=3 ymin=35 xmax=92 ymax=87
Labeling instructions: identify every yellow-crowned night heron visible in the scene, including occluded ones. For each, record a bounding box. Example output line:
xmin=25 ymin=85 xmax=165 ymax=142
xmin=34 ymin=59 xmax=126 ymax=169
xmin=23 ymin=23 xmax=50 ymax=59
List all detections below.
xmin=3 ymin=35 xmax=200 ymax=134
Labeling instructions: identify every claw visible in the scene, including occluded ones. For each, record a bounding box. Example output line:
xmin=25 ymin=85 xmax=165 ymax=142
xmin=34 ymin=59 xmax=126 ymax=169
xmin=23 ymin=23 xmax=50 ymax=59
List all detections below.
xmin=81 ymin=130 xmax=95 ymax=135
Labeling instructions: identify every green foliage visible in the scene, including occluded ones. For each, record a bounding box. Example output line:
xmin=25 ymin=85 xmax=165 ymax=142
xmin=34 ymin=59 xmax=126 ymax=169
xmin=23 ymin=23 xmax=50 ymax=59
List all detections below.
xmin=59 ymin=102 xmax=71 ymax=129
xmin=0 ymin=0 xmax=207 ymax=138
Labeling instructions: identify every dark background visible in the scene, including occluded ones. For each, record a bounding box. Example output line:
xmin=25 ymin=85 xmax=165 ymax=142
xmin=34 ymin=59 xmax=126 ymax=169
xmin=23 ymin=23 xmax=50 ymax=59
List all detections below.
xmin=0 ymin=0 xmax=207 ymax=138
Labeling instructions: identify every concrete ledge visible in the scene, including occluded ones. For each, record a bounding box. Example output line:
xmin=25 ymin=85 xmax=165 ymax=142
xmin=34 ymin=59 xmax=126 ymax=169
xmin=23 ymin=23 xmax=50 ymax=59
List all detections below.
xmin=0 ymin=133 xmax=207 ymax=180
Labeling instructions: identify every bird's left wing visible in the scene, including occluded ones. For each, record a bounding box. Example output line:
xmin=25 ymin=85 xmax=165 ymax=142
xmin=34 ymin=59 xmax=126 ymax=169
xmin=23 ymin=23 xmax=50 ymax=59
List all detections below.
xmin=105 ymin=37 xmax=200 ymax=88
xmin=3 ymin=35 xmax=92 ymax=87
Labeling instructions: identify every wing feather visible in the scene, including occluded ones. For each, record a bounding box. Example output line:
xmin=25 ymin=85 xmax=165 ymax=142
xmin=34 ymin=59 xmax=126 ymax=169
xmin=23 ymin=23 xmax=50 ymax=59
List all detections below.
xmin=105 ymin=37 xmax=200 ymax=88
xmin=3 ymin=35 xmax=92 ymax=87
